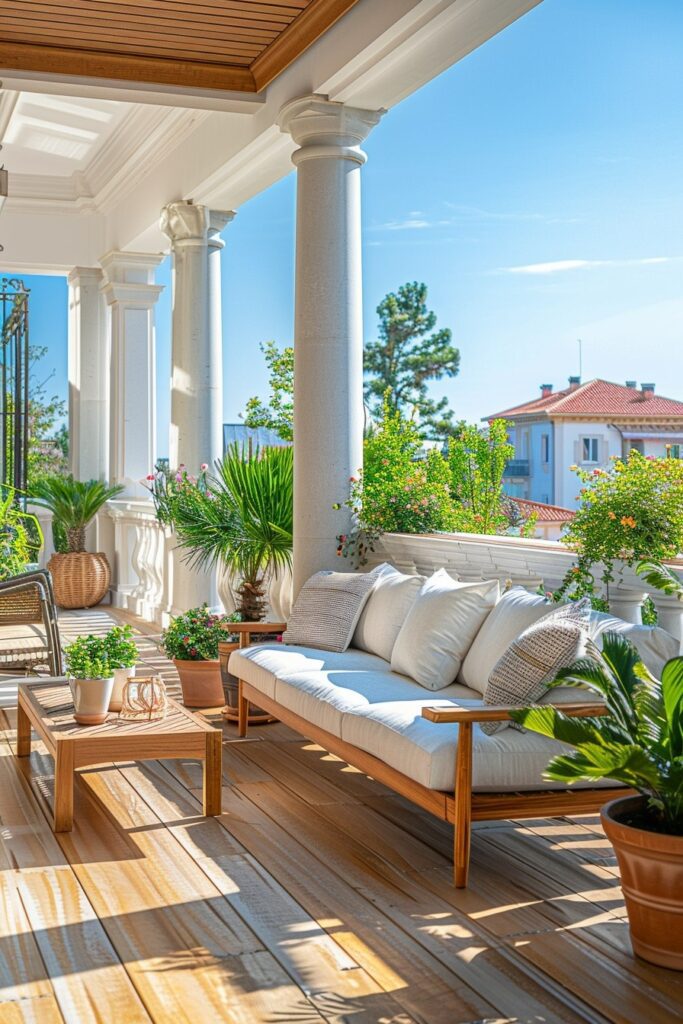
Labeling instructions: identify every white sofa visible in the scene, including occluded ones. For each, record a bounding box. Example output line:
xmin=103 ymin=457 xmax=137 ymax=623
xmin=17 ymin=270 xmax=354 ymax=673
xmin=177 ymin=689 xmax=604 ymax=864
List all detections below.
xmin=229 ymin=581 xmax=677 ymax=886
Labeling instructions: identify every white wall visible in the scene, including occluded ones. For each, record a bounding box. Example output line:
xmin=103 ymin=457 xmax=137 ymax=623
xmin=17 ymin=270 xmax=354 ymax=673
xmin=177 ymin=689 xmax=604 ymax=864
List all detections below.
xmin=554 ymin=420 xmax=623 ymax=506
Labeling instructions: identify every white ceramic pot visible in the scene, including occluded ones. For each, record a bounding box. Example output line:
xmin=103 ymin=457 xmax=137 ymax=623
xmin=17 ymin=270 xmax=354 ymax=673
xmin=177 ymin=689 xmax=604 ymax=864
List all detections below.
xmin=109 ymin=665 xmax=136 ymax=712
xmin=69 ymin=676 xmax=114 ymax=725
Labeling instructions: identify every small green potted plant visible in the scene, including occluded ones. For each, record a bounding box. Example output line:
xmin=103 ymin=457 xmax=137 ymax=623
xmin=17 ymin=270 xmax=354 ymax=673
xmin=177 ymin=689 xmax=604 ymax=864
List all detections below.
xmin=512 ymin=631 xmax=683 ymax=970
xmin=64 ymin=634 xmax=113 ymax=725
xmin=102 ymin=624 xmax=139 ymax=712
xmin=161 ymin=605 xmax=237 ymax=708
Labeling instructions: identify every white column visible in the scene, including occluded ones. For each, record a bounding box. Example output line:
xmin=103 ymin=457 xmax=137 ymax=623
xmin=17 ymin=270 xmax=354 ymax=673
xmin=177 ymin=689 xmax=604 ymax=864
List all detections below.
xmin=159 ymin=202 xmax=234 ymax=473
xmin=67 ymin=267 xmax=108 ymax=481
xmin=100 ymin=251 xmax=164 ymax=496
xmin=278 ymin=95 xmax=382 ymax=596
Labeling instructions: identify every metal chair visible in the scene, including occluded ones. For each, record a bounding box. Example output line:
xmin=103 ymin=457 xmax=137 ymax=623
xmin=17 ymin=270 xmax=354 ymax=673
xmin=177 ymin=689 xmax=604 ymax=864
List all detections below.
xmin=0 ymin=569 xmax=63 ymax=675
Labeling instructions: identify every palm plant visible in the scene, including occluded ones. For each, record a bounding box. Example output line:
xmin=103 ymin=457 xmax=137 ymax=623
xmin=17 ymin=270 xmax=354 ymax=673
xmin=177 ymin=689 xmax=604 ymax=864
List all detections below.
xmin=163 ymin=444 xmax=293 ymax=621
xmin=31 ymin=476 xmax=124 ymax=552
xmin=636 ymin=559 xmax=683 ymax=600
xmin=511 ymin=632 xmax=683 ymax=834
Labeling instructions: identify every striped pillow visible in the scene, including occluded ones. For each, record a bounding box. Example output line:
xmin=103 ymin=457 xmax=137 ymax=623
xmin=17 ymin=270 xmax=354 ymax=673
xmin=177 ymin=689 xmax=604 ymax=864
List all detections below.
xmin=283 ymin=569 xmax=382 ymax=653
xmin=481 ymin=598 xmax=591 ymax=735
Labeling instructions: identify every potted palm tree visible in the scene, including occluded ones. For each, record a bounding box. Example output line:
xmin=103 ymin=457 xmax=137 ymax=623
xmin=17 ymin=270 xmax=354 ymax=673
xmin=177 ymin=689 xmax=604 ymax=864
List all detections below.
xmin=152 ymin=444 xmax=293 ymax=719
xmin=31 ymin=476 xmax=123 ymax=608
xmin=512 ymin=632 xmax=683 ymax=970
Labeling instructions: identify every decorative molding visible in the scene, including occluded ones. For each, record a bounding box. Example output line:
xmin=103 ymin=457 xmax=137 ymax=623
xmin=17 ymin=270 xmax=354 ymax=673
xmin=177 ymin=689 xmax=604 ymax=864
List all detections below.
xmin=0 ymin=90 xmax=19 ymax=138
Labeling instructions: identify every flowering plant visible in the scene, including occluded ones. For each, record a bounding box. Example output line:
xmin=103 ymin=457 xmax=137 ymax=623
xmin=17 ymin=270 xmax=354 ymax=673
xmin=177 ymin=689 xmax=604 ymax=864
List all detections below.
xmin=145 ymin=462 xmax=210 ymax=527
xmin=161 ymin=605 xmax=240 ymax=662
xmin=556 ymin=451 xmax=683 ymax=605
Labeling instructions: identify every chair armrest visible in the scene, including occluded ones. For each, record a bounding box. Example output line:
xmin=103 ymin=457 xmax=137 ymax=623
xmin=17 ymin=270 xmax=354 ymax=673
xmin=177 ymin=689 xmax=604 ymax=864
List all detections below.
xmin=422 ymin=702 xmax=607 ymax=724
xmin=231 ymin=622 xmax=287 ymax=634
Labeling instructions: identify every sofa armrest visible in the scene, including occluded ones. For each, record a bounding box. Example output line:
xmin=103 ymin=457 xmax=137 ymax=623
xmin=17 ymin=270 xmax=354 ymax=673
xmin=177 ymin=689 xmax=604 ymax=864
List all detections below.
xmin=422 ymin=701 xmax=607 ymax=724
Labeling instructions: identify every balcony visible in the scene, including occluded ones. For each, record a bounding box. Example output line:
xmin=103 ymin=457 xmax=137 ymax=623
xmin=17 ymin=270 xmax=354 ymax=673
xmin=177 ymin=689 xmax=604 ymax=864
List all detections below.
xmin=504 ymin=459 xmax=530 ymax=477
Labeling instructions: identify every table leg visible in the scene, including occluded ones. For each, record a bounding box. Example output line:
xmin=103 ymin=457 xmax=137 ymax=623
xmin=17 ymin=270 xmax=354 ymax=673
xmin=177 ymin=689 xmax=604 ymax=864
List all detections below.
xmin=16 ymin=700 xmax=32 ymax=756
xmin=54 ymin=740 xmax=74 ymax=832
xmin=203 ymin=729 xmax=222 ymax=816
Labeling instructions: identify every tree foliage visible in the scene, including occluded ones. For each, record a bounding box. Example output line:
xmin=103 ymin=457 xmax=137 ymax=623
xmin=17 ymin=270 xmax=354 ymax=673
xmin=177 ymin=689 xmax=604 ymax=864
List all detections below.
xmin=242 ymin=341 xmax=294 ymax=442
xmin=364 ymin=282 xmax=460 ymax=440
xmin=448 ymin=419 xmax=515 ymax=534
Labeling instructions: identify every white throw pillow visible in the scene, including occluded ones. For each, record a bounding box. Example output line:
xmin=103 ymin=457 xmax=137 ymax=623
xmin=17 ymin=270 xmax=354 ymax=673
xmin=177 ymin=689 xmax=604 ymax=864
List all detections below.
xmin=391 ymin=570 xmax=500 ymax=691
xmin=283 ymin=568 xmax=381 ymax=653
xmin=352 ymin=564 xmax=424 ymax=662
xmin=458 ymin=587 xmax=552 ymax=695
xmin=588 ymin=611 xmax=679 ymax=678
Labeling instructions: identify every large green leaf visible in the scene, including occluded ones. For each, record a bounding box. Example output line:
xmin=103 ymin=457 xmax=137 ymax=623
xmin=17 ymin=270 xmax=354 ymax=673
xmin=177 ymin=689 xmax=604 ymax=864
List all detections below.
xmin=510 ymin=706 xmax=604 ymax=746
xmin=661 ymin=657 xmax=683 ymax=759
xmin=636 ymin=560 xmax=683 ymax=599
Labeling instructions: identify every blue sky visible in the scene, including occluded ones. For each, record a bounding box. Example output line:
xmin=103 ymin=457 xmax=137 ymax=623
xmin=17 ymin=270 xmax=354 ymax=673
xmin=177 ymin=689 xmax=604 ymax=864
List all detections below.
xmin=7 ymin=0 xmax=683 ymax=452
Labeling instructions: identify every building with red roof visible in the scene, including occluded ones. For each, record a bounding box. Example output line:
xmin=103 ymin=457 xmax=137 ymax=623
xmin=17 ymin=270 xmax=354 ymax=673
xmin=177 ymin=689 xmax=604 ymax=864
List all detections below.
xmin=486 ymin=377 xmax=683 ymax=508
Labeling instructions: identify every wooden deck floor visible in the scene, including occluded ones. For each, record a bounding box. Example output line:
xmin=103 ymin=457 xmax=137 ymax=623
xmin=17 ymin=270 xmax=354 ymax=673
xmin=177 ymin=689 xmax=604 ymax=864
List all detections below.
xmin=1 ymin=608 xmax=681 ymax=1023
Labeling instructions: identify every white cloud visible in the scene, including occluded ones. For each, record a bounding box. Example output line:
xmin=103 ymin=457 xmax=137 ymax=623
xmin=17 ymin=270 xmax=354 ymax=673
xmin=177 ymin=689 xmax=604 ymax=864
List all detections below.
xmin=502 ymin=256 xmax=676 ymax=275
xmin=380 ymin=217 xmax=432 ymax=230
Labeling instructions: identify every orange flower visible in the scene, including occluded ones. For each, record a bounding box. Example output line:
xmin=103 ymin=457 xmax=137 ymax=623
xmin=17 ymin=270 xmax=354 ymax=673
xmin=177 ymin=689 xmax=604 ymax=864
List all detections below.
xmin=608 ymin=511 xmax=617 ymax=520
xmin=620 ymin=515 xmax=637 ymax=529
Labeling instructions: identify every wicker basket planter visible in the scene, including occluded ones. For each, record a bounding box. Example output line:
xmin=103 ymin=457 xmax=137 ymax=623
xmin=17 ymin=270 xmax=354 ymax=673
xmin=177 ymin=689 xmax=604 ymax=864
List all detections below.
xmin=48 ymin=552 xmax=111 ymax=609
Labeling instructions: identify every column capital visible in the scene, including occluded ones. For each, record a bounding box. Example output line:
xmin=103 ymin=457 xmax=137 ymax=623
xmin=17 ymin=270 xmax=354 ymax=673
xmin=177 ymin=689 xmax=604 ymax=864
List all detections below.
xmin=100 ymin=251 xmax=164 ymax=286
xmin=160 ymin=201 xmax=235 ymax=246
xmin=278 ymin=94 xmax=383 ymax=167
xmin=68 ymin=266 xmax=103 ymax=286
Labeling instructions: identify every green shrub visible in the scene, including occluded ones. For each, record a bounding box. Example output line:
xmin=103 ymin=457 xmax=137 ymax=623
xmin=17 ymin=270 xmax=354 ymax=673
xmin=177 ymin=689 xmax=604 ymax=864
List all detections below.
xmin=161 ymin=605 xmax=239 ymax=662
xmin=102 ymin=624 xmax=138 ymax=670
xmin=65 ymin=634 xmax=111 ymax=680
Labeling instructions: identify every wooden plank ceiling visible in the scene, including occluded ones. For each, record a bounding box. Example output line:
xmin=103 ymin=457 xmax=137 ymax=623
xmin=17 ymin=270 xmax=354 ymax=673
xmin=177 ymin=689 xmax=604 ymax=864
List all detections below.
xmin=0 ymin=0 xmax=360 ymax=92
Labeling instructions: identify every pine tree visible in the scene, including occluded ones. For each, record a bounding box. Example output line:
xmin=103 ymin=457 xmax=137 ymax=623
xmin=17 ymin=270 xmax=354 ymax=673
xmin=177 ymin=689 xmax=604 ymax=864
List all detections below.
xmin=363 ymin=281 xmax=460 ymax=440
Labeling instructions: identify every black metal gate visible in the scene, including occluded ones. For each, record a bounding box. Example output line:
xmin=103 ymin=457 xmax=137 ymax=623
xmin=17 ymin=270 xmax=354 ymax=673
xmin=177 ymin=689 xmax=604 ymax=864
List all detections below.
xmin=1 ymin=278 xmax=30 ymax=496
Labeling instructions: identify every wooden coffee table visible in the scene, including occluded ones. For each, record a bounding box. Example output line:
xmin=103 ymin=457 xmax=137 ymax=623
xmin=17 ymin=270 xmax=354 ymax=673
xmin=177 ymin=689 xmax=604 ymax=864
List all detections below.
xmin=15 ymin=678 xmax=222 ymax=832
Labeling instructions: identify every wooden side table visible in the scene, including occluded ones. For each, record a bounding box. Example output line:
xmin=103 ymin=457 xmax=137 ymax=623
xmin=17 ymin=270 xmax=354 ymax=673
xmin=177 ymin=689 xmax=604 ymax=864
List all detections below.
xmin=16 ymin=678 xmax=222 ymax=832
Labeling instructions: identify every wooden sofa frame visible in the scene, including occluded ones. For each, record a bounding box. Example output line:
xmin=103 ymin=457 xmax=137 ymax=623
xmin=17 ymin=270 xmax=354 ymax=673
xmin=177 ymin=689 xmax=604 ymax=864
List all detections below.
xmin=233 ymin=622 xmax=629 ymax=887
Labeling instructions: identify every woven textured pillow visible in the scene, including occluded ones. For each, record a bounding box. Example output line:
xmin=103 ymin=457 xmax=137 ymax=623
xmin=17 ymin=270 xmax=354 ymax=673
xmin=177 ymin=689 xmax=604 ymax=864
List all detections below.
xmin=481 ymin=598 xmax=591 ymax=735
xmin=283 ymin=569 xmax=381 ymax=653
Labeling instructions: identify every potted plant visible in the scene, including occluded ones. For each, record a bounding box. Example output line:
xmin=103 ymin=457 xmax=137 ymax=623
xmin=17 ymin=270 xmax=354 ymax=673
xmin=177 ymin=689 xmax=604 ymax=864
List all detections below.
xmin=64 ymin=634 xmax=114 ymax=725
xmin=30 ymin=476 xmax=124 ymax=608
xmin=102 ymin=624 xmax=138 ymax=712
xmin=161 ymin=605 xmax=237 ymax=708
xmin=151 ymin=446 xmax=293 ymax=720
xmin=512 ymin=631 xmax=683 ymax=969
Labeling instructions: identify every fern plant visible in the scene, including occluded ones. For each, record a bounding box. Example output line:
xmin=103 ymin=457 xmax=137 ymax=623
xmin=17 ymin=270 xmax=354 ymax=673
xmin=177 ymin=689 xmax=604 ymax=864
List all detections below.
xmin=511 ymin=632 xmax=683 ymax=834
xmin=158 ymin=445 xmax=293 ymax=621
xmin=30 ymin=476 xmax=124 ymax=552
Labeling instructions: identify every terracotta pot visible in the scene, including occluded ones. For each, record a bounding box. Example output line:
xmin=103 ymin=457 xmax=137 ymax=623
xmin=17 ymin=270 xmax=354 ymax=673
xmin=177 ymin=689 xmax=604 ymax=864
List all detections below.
xmin=218 ymin=640 xmax=273 ymax=724
xmin=48 ymin=551 xmax=111 ymax=609
xmin=601 ymin=795 xmax=683 ymax=970
xmin=69 ymin=676 xmax=114 ymax=725
xmin=173 ymin=658 xmax=224 ymax=708
xmin=109 ymin=665 xmax=136 ymax=712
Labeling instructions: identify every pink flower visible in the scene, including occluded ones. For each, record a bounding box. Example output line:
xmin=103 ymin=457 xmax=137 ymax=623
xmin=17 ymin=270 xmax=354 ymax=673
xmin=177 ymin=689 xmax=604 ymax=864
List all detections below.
xmin=175 ymin=473 xmax=183 ymax=482
xmin=146 ymin=473 xmax=155 ymax=481
xmin=200 ymin=463 xmax=208 ymax=471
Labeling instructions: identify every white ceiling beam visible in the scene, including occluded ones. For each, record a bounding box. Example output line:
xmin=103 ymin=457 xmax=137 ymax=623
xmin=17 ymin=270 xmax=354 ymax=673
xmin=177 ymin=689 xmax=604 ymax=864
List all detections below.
xmin=0 ymin=71 xmax=265 ymax=115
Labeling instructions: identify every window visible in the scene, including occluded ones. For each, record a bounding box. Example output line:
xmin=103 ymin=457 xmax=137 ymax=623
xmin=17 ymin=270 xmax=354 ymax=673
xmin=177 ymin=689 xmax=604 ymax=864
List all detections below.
xmin=541 ymin=434 xmax=550 ymax=464
xmin=669 ymin=444 xmax=681 ymax=459
xmin=581 ymin=437 xmax=599 ymax=463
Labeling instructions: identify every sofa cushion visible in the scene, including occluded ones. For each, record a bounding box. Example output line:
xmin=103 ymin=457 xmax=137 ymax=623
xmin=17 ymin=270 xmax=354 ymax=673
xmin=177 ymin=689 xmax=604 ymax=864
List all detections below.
xmin=391 ymin=571 xmax=500 ymax=691
xmin=588 ymin=611 xmax=678 ymax=677
xmin=282 ymin=568 xmax=381 ymax=653
xmin=229 ymin=642 xmax=394 ymax=703
xmin=459 ymin=587 xmax=552 ymax=694
xmin=353 ymin=564 xmax=424 ymax=662
xmin=481 ymin=598 xmax=591 ymax=735
xmin=340 ymin=699 xmax=617 ymax=792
